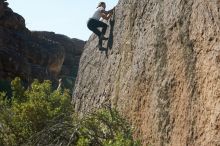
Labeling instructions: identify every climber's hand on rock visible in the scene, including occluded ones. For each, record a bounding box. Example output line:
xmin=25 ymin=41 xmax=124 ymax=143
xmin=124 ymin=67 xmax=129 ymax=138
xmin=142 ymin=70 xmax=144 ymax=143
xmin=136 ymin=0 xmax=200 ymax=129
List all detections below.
xmin=109 ymin=7 xmax=115 ymax=13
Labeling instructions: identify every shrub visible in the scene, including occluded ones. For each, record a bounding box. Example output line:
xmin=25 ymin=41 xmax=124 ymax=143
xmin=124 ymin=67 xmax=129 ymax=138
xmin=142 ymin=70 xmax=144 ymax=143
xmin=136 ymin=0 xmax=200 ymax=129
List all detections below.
xmin=29 ymin=107 xmax=140 ymax=146
xmin=0 ymin=77 xmax=71 ymax=145
xmin=0 ymin=77 xmax=139 ymax=146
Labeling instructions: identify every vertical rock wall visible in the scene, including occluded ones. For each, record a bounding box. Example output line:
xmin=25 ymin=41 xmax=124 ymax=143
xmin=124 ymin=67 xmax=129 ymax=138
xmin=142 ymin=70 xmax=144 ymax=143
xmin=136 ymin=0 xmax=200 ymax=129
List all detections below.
xmin=73 ymin=0 xmax=220 ymax=145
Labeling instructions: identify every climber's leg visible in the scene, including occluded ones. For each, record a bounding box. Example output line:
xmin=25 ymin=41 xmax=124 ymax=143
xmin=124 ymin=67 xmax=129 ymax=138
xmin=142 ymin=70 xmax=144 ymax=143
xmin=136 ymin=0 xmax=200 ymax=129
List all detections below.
xmin=98 ymin=38 xmax=103 ymax=48
xmin=101 ymin=23 xmax=107 ymax=36
xmin=87 ymin=18 xmax=108 ymax=40
xmin=87 ymin=19 xmax=102 ymax=36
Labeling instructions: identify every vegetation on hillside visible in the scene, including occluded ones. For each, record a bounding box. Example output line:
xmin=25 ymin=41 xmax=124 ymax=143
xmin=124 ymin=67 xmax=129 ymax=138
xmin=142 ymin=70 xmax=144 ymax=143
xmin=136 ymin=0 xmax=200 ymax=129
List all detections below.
xmin=0 ymin=77 xmax=140 ymax=146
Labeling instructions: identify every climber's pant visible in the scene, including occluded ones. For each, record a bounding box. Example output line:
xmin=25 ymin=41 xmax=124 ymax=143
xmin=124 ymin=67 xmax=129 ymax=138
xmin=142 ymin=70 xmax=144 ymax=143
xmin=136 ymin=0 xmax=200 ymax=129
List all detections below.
xmin=87 ymin=18 xmax=107 ymax=38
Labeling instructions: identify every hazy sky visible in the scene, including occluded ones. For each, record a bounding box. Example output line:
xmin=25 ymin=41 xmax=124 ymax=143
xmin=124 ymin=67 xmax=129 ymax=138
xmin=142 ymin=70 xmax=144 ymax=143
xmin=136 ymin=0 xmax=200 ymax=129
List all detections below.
xmin=8 ymin=0 xmax=118 ymax=41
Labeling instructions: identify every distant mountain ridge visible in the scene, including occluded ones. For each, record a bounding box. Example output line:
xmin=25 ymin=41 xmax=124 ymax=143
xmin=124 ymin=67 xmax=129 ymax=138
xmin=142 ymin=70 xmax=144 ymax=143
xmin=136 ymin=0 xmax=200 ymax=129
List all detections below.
xmin=0 ymin=0 xmax=85 ymax=86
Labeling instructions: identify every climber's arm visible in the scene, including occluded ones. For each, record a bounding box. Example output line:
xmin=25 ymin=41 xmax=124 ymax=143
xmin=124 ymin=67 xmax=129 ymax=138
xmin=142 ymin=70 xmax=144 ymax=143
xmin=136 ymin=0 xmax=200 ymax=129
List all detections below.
xmin=100 ymin=7 xmax=115 ymax=20
xmin=100 ymin=12 xmax=113 ymax=20
xmin=101 ymin=7 xmax=115 ymax=15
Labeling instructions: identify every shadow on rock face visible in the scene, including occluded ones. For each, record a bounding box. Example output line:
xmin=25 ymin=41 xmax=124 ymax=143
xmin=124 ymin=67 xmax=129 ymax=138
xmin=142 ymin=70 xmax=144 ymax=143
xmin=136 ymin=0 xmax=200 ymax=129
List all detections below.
xmin=99 ymin=47 xmax=108 ymax=57
xmin=98 ymin=10 xmax=115 ymax=58
xmin=107 ymin=10 xmax=115 ymax=51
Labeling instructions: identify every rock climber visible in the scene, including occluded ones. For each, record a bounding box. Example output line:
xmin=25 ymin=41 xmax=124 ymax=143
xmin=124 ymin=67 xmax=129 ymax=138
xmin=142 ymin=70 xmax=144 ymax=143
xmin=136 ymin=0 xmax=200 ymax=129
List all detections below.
xmin=87 ymin=2 xmax=115 ymax=48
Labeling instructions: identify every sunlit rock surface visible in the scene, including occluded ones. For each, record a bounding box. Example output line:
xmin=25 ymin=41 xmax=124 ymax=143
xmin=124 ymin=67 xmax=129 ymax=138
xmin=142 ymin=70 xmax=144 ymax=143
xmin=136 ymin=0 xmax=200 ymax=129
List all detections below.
xmin=73 ymin=0 xmax=220 ymax=145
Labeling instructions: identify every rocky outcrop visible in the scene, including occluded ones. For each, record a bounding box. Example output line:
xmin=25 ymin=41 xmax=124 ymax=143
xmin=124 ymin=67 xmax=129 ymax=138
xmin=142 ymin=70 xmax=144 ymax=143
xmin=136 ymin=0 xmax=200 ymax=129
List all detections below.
xmin=32 ymin=31 xmax=85 ymax=87
xmin=73 ymin=0 xmax=220 ymax=145
xmin=0 ymin=0 xmax=85 ymax=85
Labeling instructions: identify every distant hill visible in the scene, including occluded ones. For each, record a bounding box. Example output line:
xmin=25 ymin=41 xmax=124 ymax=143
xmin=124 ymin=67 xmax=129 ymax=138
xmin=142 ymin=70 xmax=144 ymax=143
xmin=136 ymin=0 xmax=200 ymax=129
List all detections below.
xmin=0 ymin=0 xmax=85 ymax=89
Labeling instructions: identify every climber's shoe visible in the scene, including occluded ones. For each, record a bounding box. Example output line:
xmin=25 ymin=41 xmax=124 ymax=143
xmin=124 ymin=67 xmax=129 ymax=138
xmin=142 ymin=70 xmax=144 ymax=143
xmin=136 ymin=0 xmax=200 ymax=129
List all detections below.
xmin=99 ymin=34 xmax=108 ymax=40
xmin=99 ymin=47 xmax=107 ymax=51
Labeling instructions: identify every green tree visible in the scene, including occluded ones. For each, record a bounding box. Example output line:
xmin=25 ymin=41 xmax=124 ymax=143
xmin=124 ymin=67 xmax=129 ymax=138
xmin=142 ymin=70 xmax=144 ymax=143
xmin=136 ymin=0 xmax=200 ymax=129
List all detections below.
xmin=29 ymin=108 xmax=140 ymax=146
xmin=0 ymin=78 xmax=139 ymax=146
xmin=0 ymin=78 xmax=71 ymax=145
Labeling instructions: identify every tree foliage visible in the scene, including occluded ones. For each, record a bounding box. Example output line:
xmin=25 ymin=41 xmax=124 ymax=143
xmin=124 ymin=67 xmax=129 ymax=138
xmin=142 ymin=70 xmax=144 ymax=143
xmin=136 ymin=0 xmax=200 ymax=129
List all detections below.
xmin=0 ymin=77 xmax=139 ymax=146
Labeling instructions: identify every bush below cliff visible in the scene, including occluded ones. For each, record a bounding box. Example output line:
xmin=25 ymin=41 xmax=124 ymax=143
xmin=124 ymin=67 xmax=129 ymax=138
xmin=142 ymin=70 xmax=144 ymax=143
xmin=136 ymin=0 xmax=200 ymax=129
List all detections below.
xmin=0 ymin=78 xmax=139 ymax=146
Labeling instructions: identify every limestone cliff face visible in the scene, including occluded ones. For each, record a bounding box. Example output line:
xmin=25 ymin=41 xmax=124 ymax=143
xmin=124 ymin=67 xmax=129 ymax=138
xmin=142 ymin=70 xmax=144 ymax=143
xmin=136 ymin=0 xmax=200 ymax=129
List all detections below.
xmin=73 ymin=0 xmax=220 ymax=145
xmin=0 ymin=0 xmax=85 ymax=84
